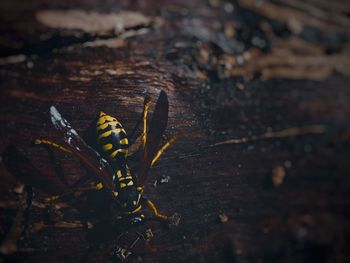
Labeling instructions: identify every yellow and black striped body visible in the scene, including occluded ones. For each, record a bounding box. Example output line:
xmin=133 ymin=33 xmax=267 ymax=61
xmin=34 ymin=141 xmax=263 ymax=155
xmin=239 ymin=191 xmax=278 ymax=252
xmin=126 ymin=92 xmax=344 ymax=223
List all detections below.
xmin=96 ymin=112 xmax=142 ymax=216
xmin=114 ymin=165 xmax=143 ymax=215
xmin=96 ymin=112 xmax=129 ymax=166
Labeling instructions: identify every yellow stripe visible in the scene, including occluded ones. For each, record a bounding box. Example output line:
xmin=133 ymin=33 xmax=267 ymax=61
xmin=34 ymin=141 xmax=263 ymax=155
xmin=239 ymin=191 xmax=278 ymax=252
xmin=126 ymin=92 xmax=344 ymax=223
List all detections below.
xmin=120 ymin=180 xmax=134 ymax=187
xmin=97 ymin=121 xmax=121 ymax=130
xmin=116 ymin=170 xmax=122 ymax=178
xmin=102 ymin=144 xmax=113 ymax=151
xmin=126 ymin=205 xmax=142 ymax=214
xmin=97 ymin=115 xmax=118 ymax=125
xmin=118 ymin=176 xmax=133 ymax=181
xmin=98 ymin=128 xmax=124 ymax=139
xmin=142 ymin=103 xmax=150 ymax=147
xmin=120 ymin=138 xmax=128 ymax=145
xmin=110 ymin=149 xmax=128 ymax=158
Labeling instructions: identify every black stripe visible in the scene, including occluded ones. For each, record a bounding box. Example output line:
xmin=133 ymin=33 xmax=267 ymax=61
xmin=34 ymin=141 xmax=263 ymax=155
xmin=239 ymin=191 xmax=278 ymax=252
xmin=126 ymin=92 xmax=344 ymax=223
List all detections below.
xmin=97 ymin=123 xmax=123 ymax=134
xmin=99 ymin=137 xmax=129 ymax=149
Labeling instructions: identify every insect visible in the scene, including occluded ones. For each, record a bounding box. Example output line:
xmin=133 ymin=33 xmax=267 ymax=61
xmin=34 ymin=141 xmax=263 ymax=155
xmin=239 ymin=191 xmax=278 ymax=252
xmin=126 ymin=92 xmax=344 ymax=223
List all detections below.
xmin=32 ymin=90 xmax=179 ymax=252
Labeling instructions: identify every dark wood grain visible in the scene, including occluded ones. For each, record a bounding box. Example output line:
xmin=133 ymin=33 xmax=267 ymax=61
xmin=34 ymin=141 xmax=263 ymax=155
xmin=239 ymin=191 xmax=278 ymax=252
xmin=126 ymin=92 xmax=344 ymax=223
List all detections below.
xmin=0 ymin=0 xmax=349 ymax=262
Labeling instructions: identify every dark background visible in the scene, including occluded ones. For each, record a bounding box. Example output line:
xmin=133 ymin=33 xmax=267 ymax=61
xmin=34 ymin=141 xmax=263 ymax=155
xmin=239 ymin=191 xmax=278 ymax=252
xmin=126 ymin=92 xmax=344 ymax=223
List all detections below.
xmin=0 ymin=0 xmax=349 ymax=262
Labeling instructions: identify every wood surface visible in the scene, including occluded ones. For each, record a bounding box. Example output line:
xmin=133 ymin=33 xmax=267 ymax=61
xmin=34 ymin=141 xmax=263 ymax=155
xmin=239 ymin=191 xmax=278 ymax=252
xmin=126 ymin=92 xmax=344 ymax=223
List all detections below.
xmin=0 ymin=0 xmax=349 ymax=262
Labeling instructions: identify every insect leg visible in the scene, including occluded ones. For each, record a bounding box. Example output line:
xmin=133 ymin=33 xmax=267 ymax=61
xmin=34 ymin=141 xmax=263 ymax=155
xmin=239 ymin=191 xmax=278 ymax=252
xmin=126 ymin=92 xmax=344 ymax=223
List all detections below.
xmin=126 ymin=96 xmax=152 ymax=158
xmin=141 ymin=96 xmax=152 ymax=148
xmin=43 ymin=183 xmax=102 ymax=203
xmin=145 ymin=199 xmax=169 ymax=221
xmin=151 ymin=135 xmax=177 ymax=167
xmin=128 ymin=95 xmax=151 ymax=142
xmin=34 ymin=139 xmax=72 ymax=153
xmin=35 ymin=139 xmax=103 ymax=201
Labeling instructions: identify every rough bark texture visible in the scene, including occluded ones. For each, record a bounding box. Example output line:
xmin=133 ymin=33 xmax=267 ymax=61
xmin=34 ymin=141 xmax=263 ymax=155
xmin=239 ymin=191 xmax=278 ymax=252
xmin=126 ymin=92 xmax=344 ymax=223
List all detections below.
xmin=0 ymin=0 xmax=350 ymax=262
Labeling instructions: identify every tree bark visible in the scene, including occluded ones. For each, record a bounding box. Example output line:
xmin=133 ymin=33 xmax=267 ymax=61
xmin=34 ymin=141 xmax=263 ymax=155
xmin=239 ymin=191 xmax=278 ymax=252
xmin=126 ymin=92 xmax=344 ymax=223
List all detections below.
xmin=0 ymin=0 xmax=349 ymax=262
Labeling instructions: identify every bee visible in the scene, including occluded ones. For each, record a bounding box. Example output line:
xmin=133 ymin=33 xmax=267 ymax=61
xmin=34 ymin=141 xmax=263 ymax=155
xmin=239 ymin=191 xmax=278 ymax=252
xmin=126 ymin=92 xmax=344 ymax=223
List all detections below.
xmin=34 ymin=90 xmax=179 ymax=227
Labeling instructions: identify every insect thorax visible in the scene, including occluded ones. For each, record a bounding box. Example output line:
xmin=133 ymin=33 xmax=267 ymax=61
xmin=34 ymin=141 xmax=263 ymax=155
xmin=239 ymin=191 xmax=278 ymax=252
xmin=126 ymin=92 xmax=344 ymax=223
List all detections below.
xmin=113 ymin=166 xmax=143 ymax=214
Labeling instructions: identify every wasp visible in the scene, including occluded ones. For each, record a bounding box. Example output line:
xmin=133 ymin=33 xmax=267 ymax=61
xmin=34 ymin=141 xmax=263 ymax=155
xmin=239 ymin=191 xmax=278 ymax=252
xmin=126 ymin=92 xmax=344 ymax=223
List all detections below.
xmin=34 ymin=90 xmax=179 ymax=229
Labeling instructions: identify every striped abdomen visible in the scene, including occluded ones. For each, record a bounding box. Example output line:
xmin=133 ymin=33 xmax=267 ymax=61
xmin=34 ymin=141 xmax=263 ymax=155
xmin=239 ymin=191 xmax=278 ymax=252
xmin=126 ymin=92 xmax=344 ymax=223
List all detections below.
xmin=96 ymin=112 xmax=128 ymax=165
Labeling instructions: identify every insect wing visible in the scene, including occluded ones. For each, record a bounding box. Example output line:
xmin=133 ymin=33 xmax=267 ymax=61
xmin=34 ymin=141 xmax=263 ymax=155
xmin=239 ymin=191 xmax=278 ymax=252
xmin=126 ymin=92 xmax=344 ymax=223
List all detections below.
xmin=50 ymin=106 xmax=115 ymax=192
xmin=138 ymin=91 xmax=169 ymax=184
